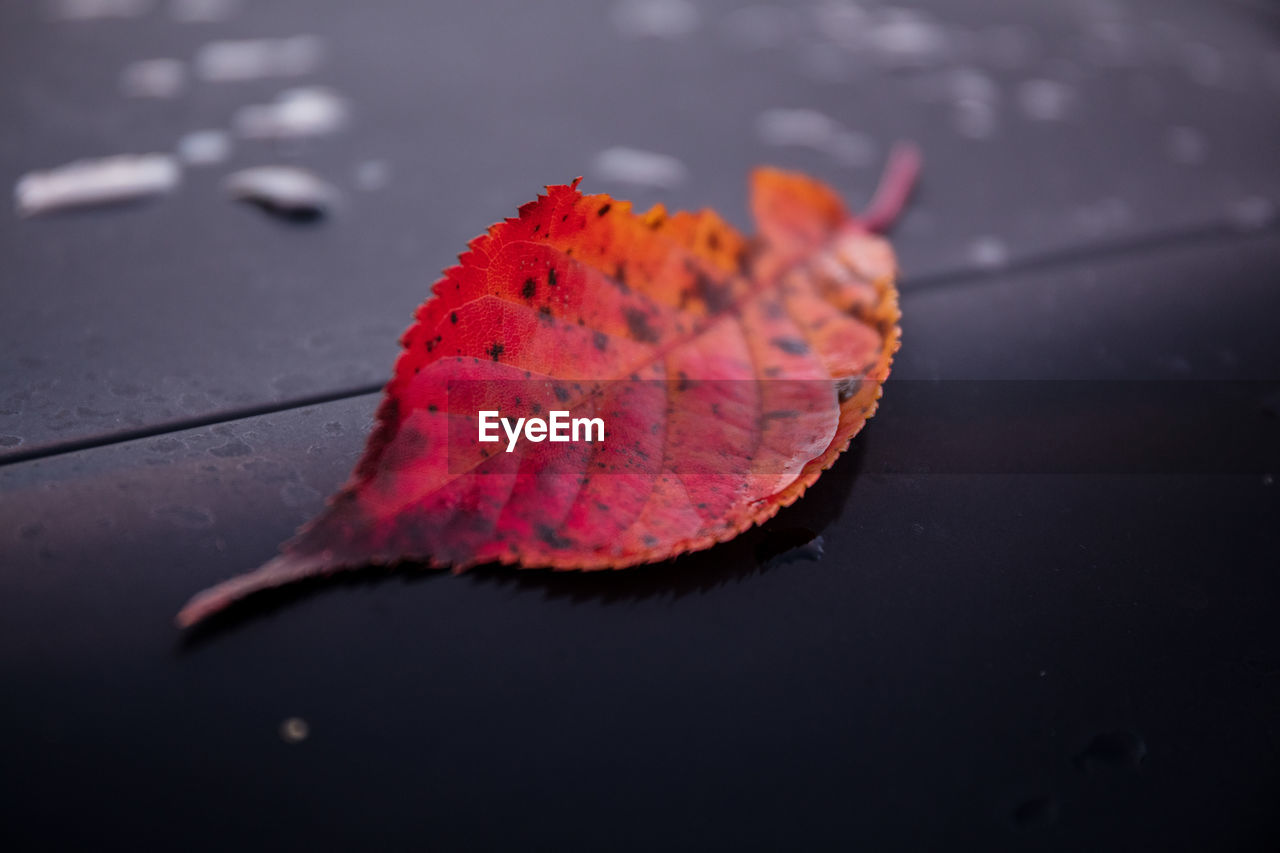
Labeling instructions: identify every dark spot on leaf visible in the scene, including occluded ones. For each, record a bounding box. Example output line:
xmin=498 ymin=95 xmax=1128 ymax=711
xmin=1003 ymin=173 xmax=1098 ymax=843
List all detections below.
xmin=624 ymin=307 xmax=659 ymax=343
xmin=592 ymin=331 xmax=608 ymax=352
xmin=522 ymin=278 xmax=537 ymax=299
xmin=771 ymin=336 xmax=809 ymax=355
xmin=597 ymin=203 xmax=611 ymax=217
xmin=537 ymin=524 xmax=573 ymax=550
xmin=450 ymin=311 xmax=458 ymax=324
xmin=553 ymin=384 xmax=570 ymax=403
xmin=486 ymin=342 xmax=505 ymax=361
xmin=548 ymin=267 xmax=558 ymax=287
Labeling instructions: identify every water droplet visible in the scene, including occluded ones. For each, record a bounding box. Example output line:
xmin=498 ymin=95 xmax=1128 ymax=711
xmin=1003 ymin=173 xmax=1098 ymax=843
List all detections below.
xmin=354 ymin=159 xmax=390 ymax=191
xmin=120 ymin=58 xmax=186 ymax=99
xmin=14 ymin=154 xmax=180 ymax=217
xmin=177 ymin=130 xmax=231 ymax=166
xmin=279 ymin=717 xmax=309 ymax=743
xmin=968 ymin=236 xmax=1009 ymax=270
xmin=868 ymin=8 xmax=949 ymax=68
xmin=591 ymin=147 xmax=687 ymax=190
xmin=225 ymin=166 xmax=341 ymax=220
xmin=612 ymin=0 xmax=699 ymax=40
xmin=195 ymin=35 xmax=325 ymax=82
xmin=234 ymin=87 xmax=349 ymax=140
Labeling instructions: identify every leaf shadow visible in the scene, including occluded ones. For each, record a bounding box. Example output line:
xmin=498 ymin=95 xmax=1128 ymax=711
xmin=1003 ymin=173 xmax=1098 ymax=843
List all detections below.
xmin=179 ymin=434 xmax=869 ymax=648
xmin=464 ymin=436 xmax=868 ymax=604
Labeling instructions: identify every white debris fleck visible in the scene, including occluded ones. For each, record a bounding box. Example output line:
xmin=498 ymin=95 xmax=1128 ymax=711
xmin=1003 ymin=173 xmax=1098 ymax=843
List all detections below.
xmin=1017 ymin=79 xmax=1074 ymax=122
xmin=169 ymin=0 xmax=238 ymax=22
xmin=119 ymin=58 xmax=186 ymax=99
xmin=591 ymin=147 xmax=688 ymax=190
xmin=50 ymin=0 xmax=152 ymax=20
xmin=15 ymin=154 xmax=179 ymax=217
xmin=720 ymin=5 xmax=796 ymax=51
xmin=1165 ymin=125 xmax=1207 ymax=165
xmin=195 ymin=35 xmax=325 ymax=82
xmin=754 ymin=108 xmax=879 ymax=167
xmin=279 ymin=717 xmax=309 ymax=743
xmin=225 ymin=166 xmax=340 ymax=218
xmin=868 ymin=7 xmax=949 ymax=68
xmin=612 ymin=0 xmax=699 ymax=40
xmin=968 ymin=236 xmax=1009 ymax=270
xmin=234 ymin=87 xmax=349 ymax=140
xmin=755 ymin=107 xmax=840 ymax=148
xmin=176 ymin=129 xmax=231 ymax=166
xmin=1227 ymin=196 xmax=1275 ymax=232
xmin=354 ymin=160 xmax=390 ymax=191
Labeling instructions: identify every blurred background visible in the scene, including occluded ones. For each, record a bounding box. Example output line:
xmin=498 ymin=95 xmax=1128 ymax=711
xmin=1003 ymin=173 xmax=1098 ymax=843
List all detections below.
xmin=2 ymin=1 xmax=1279 ymax=850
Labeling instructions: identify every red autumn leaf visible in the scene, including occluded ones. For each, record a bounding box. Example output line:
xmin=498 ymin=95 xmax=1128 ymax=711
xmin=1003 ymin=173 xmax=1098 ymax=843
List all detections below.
xmin=176 ymin=146 xmax=920 ymax=627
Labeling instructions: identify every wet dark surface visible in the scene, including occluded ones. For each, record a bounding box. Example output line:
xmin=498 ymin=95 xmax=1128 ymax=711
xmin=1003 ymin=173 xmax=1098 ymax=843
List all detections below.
xmin=2 ymin=1 xmax=1280 ymax=850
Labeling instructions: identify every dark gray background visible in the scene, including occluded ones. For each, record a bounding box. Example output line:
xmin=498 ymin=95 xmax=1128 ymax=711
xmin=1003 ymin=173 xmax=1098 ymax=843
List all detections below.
xmin=2 ymin=1 xmax=1278 ymax=850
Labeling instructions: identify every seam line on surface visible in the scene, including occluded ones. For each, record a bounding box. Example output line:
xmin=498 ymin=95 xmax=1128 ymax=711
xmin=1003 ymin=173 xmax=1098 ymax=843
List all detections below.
xmin=0 ymin=382 xmax=385 ymax=469
xmin=3 ymin=215 xmax=1277 ymax=469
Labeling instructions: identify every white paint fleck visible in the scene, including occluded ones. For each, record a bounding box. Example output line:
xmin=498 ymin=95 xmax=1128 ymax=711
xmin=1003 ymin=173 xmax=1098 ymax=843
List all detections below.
xmin=50 ymin=0 xmax=151 ymax=20
xmin=234 ymin=87 xmax=349 ymax=140
xmin=195 ymin=35 xmax=325 ymax=82
xmin=968 ymin=236 xmax=1009 ymax=270
xmin=1165 ymin=125 xmax=1207 ymax=165
xmin=868 ymin=7 xmax=949 ymax=68
xmin=754 ymin=108 xmax=878 ymax=167
xmin=15 ymin=154 xmax=180 ymax=217
xmin=1228 ymin=197 xmax=1275 ymax=232
xmin=612 ymin=0 xmax=699 ymax=40
xmin=280 ymin=717 xmax=309 ymax=743
xmin=169 ymin=0 xmax=238 ymax=22
xmin=354 ymin=160 xmax=390 ymax=191
xmin=119 ymin=58 xmax=186 ymax=99
xmin=1017 ymin=79 xmax=1074 ymax=122
xmin=755 ymin=107 xmax=840 ymax=148
xmin=176 ymin=129 xmax=231 ymax=166
xmin=225 ymin=166 xmax=340 ymax=218
xmin=591 ymin=147 xmax=687 ymax=190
